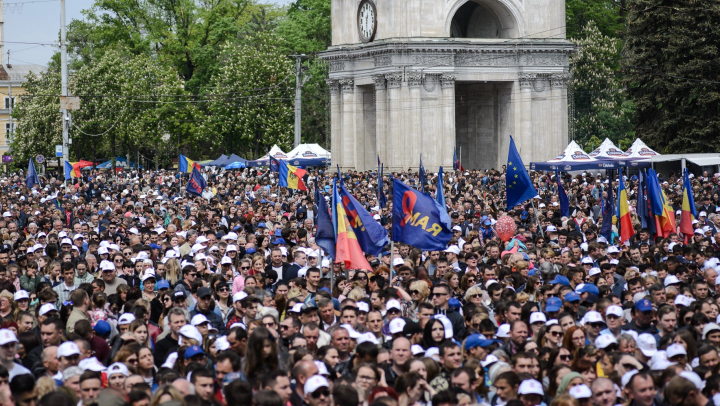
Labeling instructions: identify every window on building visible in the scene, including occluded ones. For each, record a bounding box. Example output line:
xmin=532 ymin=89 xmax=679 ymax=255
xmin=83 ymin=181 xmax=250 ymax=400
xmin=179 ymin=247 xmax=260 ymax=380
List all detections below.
xmin=4 ymin=97 xmax=15 ymax=109
xmin=5 ymin=123 xmax=15 ymax=143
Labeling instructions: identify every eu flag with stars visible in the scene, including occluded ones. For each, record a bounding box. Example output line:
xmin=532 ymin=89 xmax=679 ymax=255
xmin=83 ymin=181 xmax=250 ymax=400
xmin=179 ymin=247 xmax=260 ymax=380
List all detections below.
xmin=185 ymin=165 xmax=207 ymax=197
xmin=506 ymin=136 xmax=538 ymax=210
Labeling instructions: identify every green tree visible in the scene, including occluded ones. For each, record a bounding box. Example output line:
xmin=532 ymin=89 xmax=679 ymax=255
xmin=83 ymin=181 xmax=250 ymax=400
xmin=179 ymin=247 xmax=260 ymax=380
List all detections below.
xmin=624 ymin=0 xmax=720 ymax=153
xmin=571 ymin=21 xmax=635 ymax=148
xmin=276 ymin=0 xmax=331 ymax=147
xmin=11 ymin=66 xmax=62 ymax=163
xmin=67 ymin=0 xmax=259 ymax=93
xmin=200 ymin=33 xmax=295 ymax=157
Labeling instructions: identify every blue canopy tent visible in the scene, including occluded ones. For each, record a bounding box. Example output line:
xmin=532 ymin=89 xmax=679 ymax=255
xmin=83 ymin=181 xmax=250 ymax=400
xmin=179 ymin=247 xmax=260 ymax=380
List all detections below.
xmin=223 ymin=154 xmax=248 ymax=167
xmin=531 ymin=141 xmax=622 ymax=171
xmin=201 ymin=154 xmax=228 ymax=167
xmin=96 ymin=157 xmax=142 ymax=169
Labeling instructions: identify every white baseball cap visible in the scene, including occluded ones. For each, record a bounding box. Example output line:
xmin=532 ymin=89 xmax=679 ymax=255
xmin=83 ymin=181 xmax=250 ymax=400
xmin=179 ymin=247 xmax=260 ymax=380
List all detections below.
xmin=357 ymin=332 xmax=379 ymax=346
xmin=118 ymin=313 xmax=136 ymax=325
xmin=584 ymin=311 xmax=604 ymax=324
xmin=57 ymin=342 xmax=80 ymax=358
xmin=304 ymin=375 xmax=329 ymax=395
xmin=357 ymin=302 xmax=369 ymax=313
xmin=386 ymin=299 xmax=402 ymax=311
xmin=518 ymin=379 xmax=544 ymax=396
xmin=667 ymin=343 xmax=687 ymax=358
xmin=388 ymin=318 xmax=407 ymax=334
xmin=497 ymin=324 xmax=511 ymax=338
xmin=178 ymin=325 xmax=203 ymax=344
xmin=39 ymin=303 xmax=57 ymax=316
xmin=594 ymin=334 xmax=617 ymax=349
xmin=191 ymin=314 xmax=210 ymax=326
xmin=233 ymin=292 xmax=248 ymax=303
xmin=568 ymin=384 xmax=592 ymax=399
xmin=107 ymin=362 xmax=130 ymax=377
xmin=392 ymin=257 xmax=405 ymax=267
xmin=664 ymin=275 xmax=681 ymax=287
xmin=13 ymin=290 xmax=29 ymax=301
xmin=0 ymin=329 xmax=16 ymax=345
xmin=637 ymin=333 xmax=657 ymax=357
xmin=674 ymin=295 xmax=692 ymax=307
xmin=529 ymin=312 xmax=547 ymax=325
xmin=588 ymin=267 xmax=601 ymax=277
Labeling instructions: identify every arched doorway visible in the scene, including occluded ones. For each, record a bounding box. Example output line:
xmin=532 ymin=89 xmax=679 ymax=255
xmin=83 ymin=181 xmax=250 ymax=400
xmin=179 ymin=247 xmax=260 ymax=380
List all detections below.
xmin=449 ymin=0 xmax=520 ymax=38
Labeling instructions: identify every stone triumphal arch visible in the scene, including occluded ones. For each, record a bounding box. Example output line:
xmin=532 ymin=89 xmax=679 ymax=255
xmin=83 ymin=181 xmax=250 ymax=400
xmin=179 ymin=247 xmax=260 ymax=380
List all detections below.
xmin=321 ymin=0 xmax=574 ymax=171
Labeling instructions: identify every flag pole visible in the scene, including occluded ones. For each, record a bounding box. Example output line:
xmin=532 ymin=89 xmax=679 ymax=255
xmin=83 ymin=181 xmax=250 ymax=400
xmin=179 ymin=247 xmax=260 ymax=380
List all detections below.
xmin=531 ymin=199 xmax=544 ymax=238
xmin=389 ymin=239 xmax=394 ymax=287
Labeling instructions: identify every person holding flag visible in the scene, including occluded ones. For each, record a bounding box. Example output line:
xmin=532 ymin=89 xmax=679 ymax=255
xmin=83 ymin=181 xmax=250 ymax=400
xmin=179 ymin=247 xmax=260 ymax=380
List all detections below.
xmin=680 ymin=168 xmax=697 ymax=242
xmin=617 ymin=173 xmax=634 ymax=244
xmin=555 ymin=168 xmax=569 ymax=217
xmin=506 ymin=136 xmax=538 ymax=211
xmin=332 ymin=179 xmax=372 ymax=270
xmin=278 ymin=159 xmax=307 ymax=190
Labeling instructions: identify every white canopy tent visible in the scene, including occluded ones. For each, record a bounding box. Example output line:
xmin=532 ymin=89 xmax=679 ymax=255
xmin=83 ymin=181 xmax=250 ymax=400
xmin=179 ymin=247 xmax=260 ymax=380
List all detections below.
xmin=589 ymin=138 xmax=627 ymax=160
xmin=624 ymin=139 xmax=660 ymax=159
xmin=287 ymin=143 xmax=331 ymax=159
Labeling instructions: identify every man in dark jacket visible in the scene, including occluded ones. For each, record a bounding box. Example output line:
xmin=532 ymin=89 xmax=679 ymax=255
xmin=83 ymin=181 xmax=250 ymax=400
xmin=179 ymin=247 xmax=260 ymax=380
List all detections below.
xmin=432 ymin=284 xmax=465 ymax=339
xmin=622 ymin=299 xmax=659 ymax=335
xmin=191 ymin=287 xmax=227 ymax=335
xmin=265 ymin=247 xmax=292 ymax=283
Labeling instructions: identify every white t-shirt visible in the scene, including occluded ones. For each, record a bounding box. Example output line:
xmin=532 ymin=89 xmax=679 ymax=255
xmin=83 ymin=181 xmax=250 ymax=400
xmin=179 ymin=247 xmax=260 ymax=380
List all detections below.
xmin=8 ymin=363 xmax=31 ymax=380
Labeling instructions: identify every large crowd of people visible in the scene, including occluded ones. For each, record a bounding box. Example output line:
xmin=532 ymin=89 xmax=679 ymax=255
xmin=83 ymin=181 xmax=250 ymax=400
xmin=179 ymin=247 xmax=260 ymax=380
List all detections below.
xmin=0 ymin=165 xmax=716 ymax=406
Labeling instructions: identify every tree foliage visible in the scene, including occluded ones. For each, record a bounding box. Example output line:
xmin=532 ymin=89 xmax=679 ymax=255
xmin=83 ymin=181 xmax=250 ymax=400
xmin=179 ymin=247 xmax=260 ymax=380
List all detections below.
xmin=200 ymin=33 xmax=295 ymax=158
xmin=624 ymin=0 xmax=720 ymax=153
xmin=571 ymin=21 xmax=635 ymax=149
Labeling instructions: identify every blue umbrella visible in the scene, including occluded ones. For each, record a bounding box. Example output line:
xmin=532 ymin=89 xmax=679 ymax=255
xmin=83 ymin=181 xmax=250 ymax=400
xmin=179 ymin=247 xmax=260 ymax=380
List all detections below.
xmin=225 ymin=161 xmax=246 ymax=169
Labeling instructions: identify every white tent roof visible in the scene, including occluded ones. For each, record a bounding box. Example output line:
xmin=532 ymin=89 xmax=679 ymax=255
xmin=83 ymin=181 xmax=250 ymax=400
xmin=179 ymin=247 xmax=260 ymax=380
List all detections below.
xmin=625 ymin=139 xmax=660 ymax=159
xmin=255 ymin=145 xmax=289 ymax=160
xmin=589 ymin=138 xmax=627 ymax=160
xmin=546 ymin=140 xmax=598 ymax=163
xmin=287 ymin=143 xmax=331 ymax=159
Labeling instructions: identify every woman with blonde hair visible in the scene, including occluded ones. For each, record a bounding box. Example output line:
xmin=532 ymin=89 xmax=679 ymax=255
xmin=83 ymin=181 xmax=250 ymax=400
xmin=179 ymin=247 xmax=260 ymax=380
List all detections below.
xmin=164 ymin=258 xmax=181 ymax=286
xmin=251 ymin=255 xmax=266 ymax=276
xmin=347 ymin=287 xmax=367 ymax=301
xmin=464 ymin=286 xmax=484 ymax=307
xmin=408 ymin=280 xmax=430 ymax=306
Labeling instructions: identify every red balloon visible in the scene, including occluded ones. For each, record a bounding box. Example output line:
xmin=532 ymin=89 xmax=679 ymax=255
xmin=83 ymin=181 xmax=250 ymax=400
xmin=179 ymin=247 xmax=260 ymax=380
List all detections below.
xmin=495 ymin=216 xmax=517 ymax=242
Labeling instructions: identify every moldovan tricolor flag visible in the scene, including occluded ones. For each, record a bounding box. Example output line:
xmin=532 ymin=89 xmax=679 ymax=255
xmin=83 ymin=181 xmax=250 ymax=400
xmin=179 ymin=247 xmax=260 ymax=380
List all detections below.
xmin=332 ymin=179 xmax=372 ymax=270
xmin=178 ymin=154 xmax=200 ymax=173
xmin=279 ymin=159 xmax=307 ymax=190
xmin=648 ymin=168 xmax=676 ymax=238
xmin=680 ymin=168 xmax=697 ymax=239
xmin=617 ymin=174 xmax=634 ymax=244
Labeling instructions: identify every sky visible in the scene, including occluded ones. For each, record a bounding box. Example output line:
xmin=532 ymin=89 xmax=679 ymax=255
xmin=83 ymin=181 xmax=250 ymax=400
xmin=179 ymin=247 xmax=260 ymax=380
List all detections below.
xmin=4 ymin=0 xmax=292 ymax=67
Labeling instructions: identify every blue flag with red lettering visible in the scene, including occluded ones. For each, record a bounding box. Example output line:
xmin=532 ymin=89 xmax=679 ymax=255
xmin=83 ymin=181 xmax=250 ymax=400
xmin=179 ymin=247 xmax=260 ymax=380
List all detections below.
xmin=186 ymin=166 xmax=207 ymax=196
xmin=392 ymin=178 xmax=452 ymax=250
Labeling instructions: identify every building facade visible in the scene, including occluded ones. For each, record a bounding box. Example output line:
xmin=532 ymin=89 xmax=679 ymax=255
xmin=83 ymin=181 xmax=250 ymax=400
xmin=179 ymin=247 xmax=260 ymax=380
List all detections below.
xmin=0 ymin=64 xmax=46 ymax=156
xmin=321 ymin=0 xmax=574 ymax=172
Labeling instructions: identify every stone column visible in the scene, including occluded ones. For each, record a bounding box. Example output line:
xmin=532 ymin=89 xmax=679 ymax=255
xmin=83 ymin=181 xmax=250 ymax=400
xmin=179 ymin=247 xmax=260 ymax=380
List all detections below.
xmin=374 ymin=75 xmax=387 ymax=167
xmin=340 ymin=79 xmax=355 ymax=171
xmin=517 ymin=73 xmax=535 ymax=164
xmin=440 ymin=74 xmax=456 ymax=169
xmin=407 ymin=71 xmax=422 ymax=170
xmin=385 ymin=73 xmax=403 ymax=172
xmin=550 ymin=73 xmax=571 ymax=157
xmin=327 ymin=79 xmax=341 ymax=171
